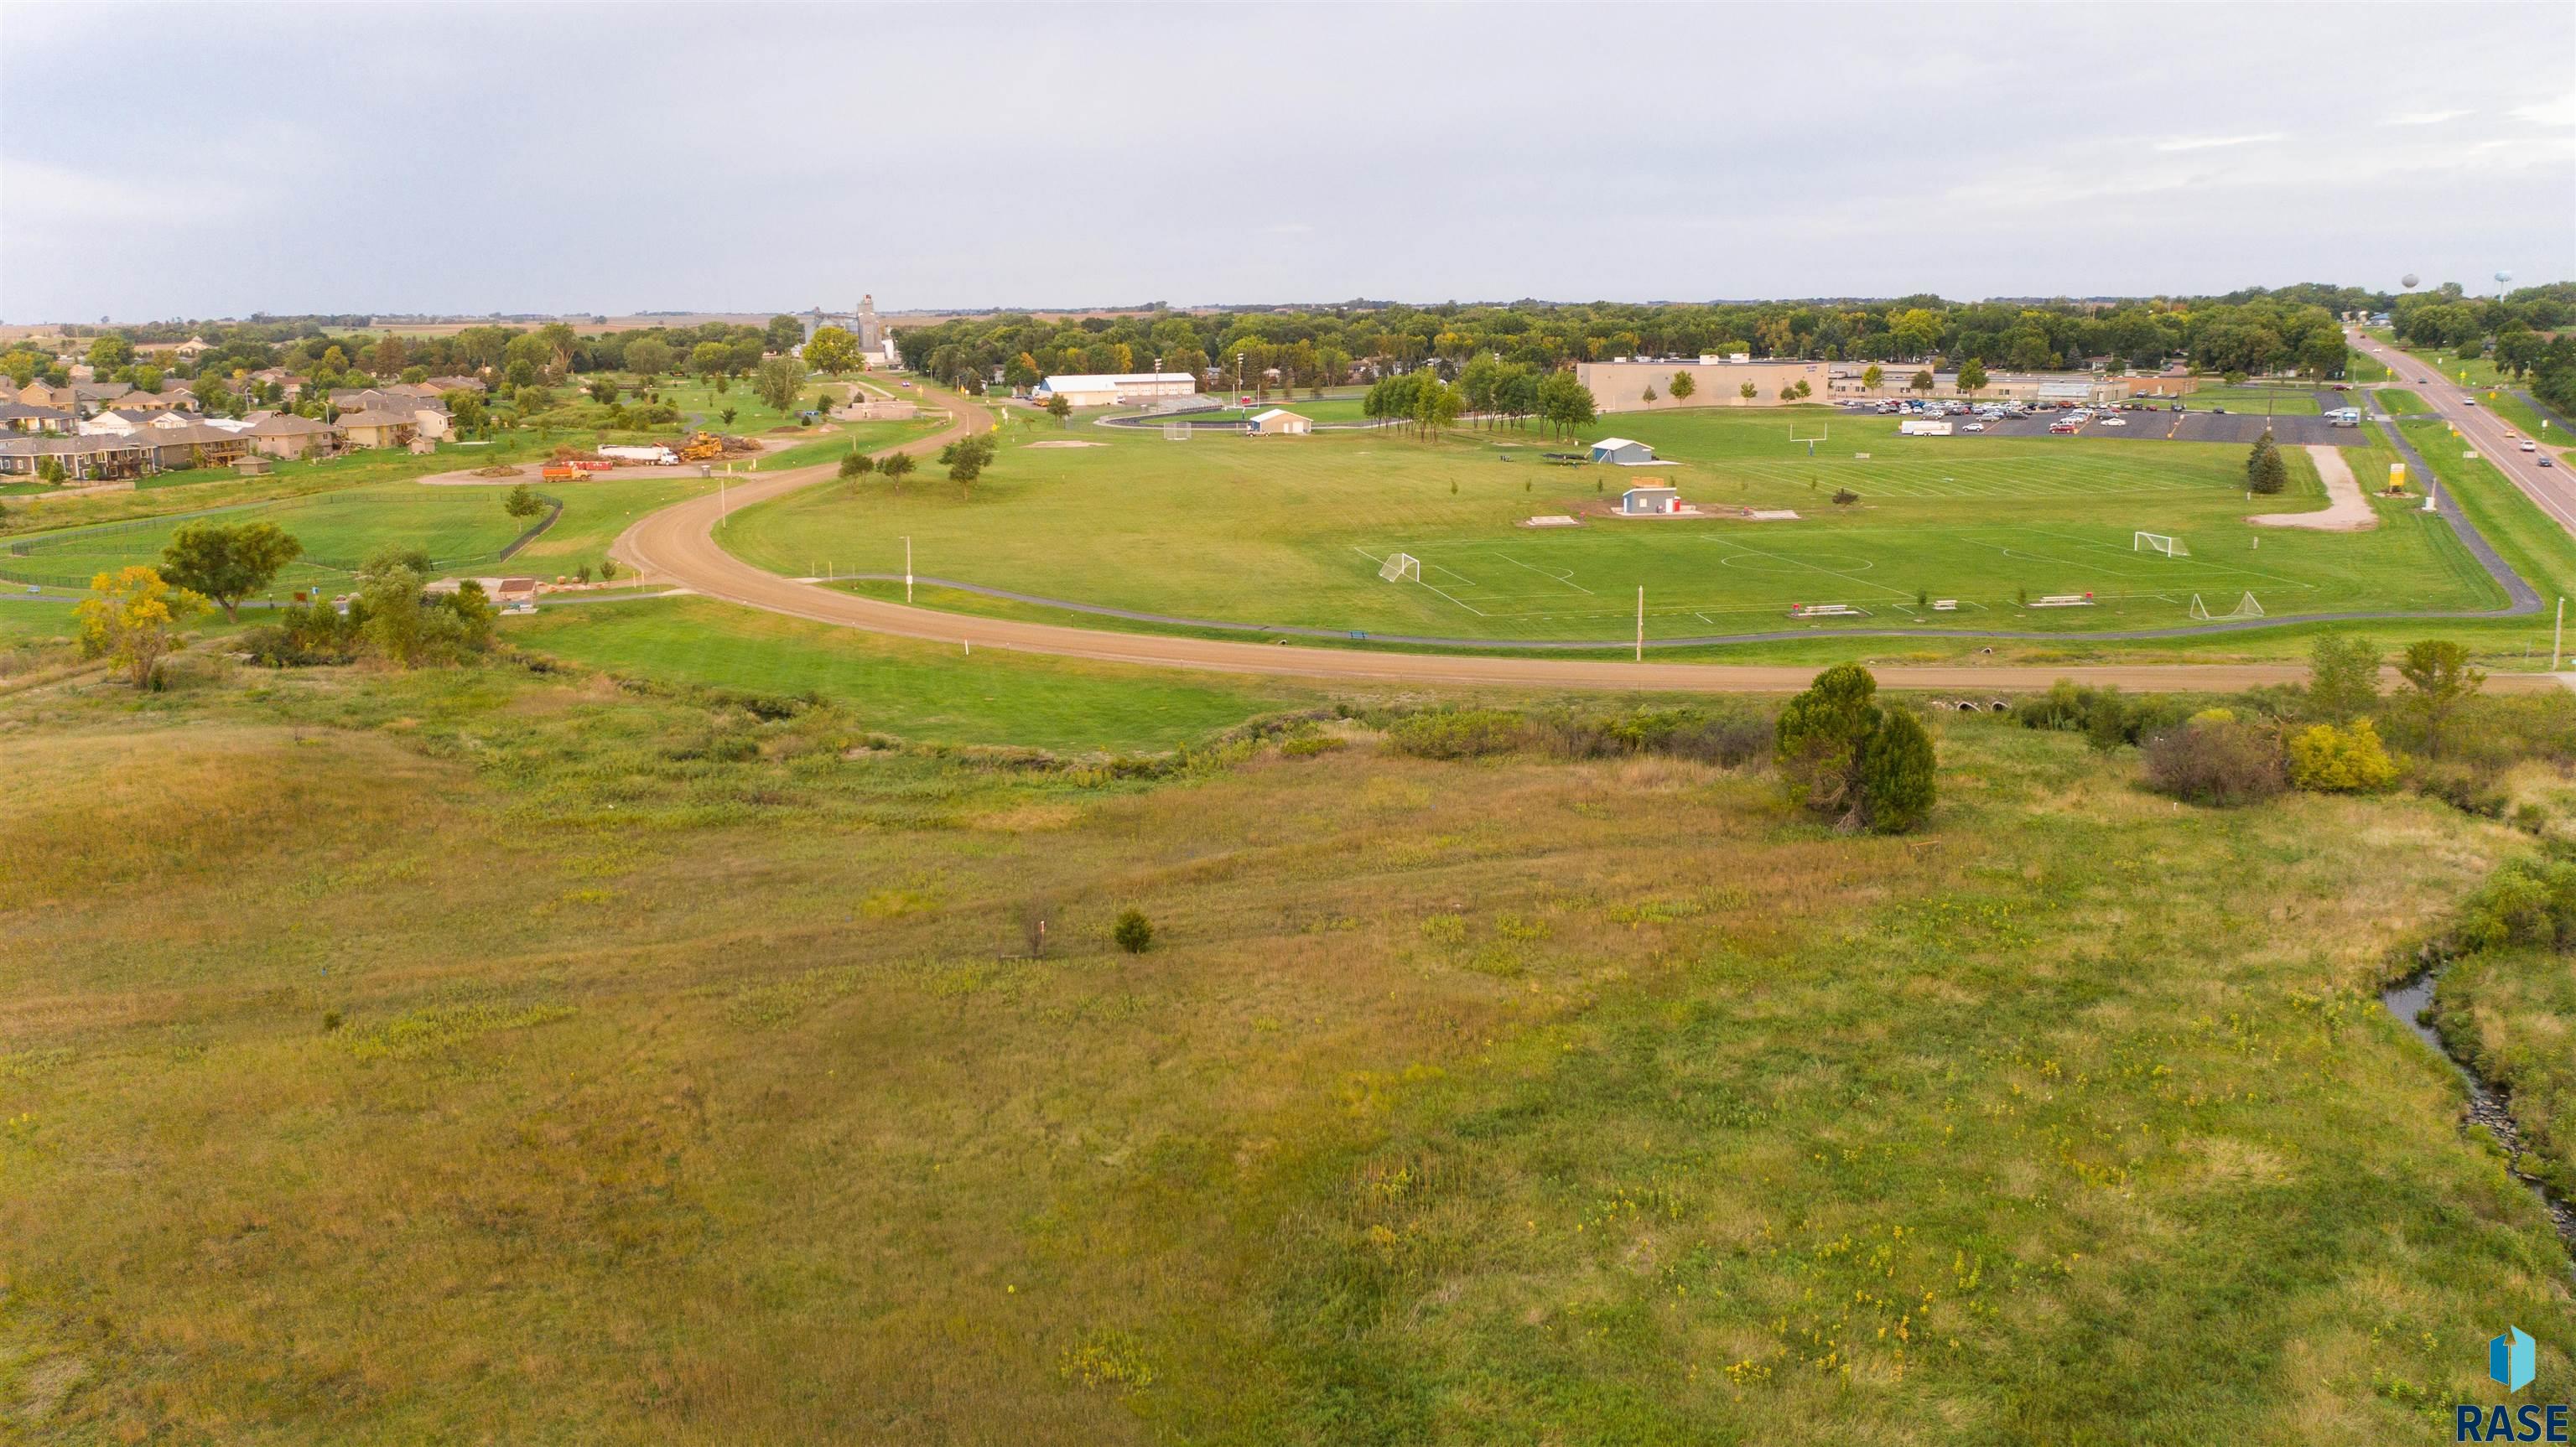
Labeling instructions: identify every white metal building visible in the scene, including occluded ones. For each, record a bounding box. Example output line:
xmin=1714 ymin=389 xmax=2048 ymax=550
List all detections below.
xmin=1036 ymin=373 xmax=1201 ymax=408
xmin=1589 ymin=437 xmax=1656 ymax=465
xmin=1249 ymin=408 xmax=1311 ymax=435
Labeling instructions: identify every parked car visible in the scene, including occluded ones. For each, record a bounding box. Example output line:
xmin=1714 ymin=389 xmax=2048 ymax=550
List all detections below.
xmin=2169 ymin=403 xmax=2185 ymax=412
xmin=1962 ymin=422 xmax=1985 ymax=432
xmin=2212 ymin=407 xmax=2228 ymax=415
xmin=2048 ymin=420 xmax=2080 ymax=433
xmin=2097 ymin=417 xmax=2127 ymax=427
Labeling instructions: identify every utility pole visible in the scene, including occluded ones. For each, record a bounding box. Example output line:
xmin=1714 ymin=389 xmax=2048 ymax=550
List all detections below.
xmin=2556 ymin=597 xmax=2564 ymax=672
xmin=1635 ymin=586 xmax=1644 ymax=661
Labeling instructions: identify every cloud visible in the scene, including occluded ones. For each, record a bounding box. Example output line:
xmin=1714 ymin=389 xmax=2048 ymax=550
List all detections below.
xmin=2152 ymin=132 xmax=2283 ymax=153
xmin=2384 ymin=108 xmax=2470 ymax=127
xmin=2512 ymin=91 xmax=2576 ymax=127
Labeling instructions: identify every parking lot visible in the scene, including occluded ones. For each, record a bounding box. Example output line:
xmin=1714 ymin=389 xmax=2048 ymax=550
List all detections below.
xmin=1863 ymin=395 xmax=2367 ymax=447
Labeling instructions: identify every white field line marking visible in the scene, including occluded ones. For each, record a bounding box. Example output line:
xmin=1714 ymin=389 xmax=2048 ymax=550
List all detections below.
xmin=1498 ymin=553 xmax=1597 ymax=594
xmin=1694 ymin=534 xmax=1918 ymax=600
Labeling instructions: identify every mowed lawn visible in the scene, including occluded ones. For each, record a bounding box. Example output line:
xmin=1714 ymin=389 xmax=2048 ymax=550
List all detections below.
xmin=507 ymin=594 xmax=1316 ymax=751
xmin=3 ymin=474 xmax=720 ymax=592
xmin=722 ymin=406 xmax=2503 ymax=643
xmin=5 ymin=663 xmax=2571 ymax=1443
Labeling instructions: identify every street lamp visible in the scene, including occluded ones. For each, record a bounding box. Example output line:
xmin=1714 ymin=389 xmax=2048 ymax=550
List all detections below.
xmin=1237 ymin=352 xmax=1247 ymax=419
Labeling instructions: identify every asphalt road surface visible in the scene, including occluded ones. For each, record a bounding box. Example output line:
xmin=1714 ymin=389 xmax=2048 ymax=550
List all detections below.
xmin=610 ymin=379 xmax=2565 ymax=697
xmin=2349 ymin=327 xmax=2576 ymax=535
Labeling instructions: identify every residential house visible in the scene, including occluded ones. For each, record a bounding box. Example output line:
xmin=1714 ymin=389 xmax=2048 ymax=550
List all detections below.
xmin=242 ymin=413 xmax=342 ymax=460
xmin=0 ymin=401 xmax=74 ymax=434
xmin=0 ymin=433 xmax=150 ymax=481
xmin=335 ymin=408 xmax=419 ymax=450
xmin=112 ymin=390 xmax=191 ymax=414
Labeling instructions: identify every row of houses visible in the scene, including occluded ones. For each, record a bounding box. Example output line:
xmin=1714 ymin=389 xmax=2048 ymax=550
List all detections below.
xmin=11 ymin=373 xmax=484 ymax=420
xmin=0 ymin=400 xmax=434 ymax=482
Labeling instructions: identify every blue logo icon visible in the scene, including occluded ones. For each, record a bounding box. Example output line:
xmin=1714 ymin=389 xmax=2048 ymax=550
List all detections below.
xmin=2492 ymin=1326 xmax=2537 ymax=1394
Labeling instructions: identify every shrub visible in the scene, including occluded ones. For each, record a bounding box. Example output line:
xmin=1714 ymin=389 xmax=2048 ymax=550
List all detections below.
xmin=2286 ymin=718 xmax=2398 ymax=792
xmin=1385 ymin=709 xmax=1525 ymax=760
xmin=240 ymin=602 xmax=362 ymax=666
xmin=1113 ymin=909 xmax=1154 ymax=954
xmin=2410 ymin=761 xmax=2509 ymax=819
xmin=2456 ymin=854 xmax=2576 ymax=952
xmin=839 ymin=452 xmax=875 ymax=479
xmin=2012 ymin=680 xmax=2189 ymax=750
xmin=1776 ymin=664 xmax=1937 ymax=832
xmin=2140 ymin=717 xmax=2284 ymax=806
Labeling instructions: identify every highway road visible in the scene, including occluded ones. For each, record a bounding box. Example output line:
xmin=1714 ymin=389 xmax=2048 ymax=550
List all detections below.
xmin=2348 ymin=326 xmax=2576 ymax=535
xmin=611 ymin=378 xmax=2567 ymax=697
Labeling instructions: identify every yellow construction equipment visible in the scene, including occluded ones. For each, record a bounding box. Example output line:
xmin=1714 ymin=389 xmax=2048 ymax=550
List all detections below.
xmin=676 ymin=431 xmax=724 ymax=463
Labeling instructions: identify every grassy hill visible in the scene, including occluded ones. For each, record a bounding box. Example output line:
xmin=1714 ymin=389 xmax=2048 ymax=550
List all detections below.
xmin=3 ymin=650 xmax=2569 ymax=1443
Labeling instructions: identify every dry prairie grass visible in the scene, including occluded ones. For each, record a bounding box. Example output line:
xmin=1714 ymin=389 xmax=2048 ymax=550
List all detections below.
xmin=0 ymin=662 xmax=2568 ymax=1444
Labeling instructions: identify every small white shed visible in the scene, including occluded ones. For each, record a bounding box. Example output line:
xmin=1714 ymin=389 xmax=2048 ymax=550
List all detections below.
xmin=1249 ymin=408 xmax=1311 ymax=435
xmin=1589 ymin=437 xmax=1655 ymax=465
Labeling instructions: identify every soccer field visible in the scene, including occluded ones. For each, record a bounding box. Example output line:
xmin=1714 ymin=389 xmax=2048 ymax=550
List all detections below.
xmin=722 ymin=405 xmax=2508 ymax=643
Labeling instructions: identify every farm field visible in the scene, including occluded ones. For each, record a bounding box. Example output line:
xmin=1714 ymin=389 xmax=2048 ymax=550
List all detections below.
xmin=6 ymin=654 xmax=2571 ymax=1444
xmin=723 ymin=405 xmax=2510 ymax=645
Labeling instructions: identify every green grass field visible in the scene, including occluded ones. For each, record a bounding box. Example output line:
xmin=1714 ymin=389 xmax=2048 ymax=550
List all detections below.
xmin=2374 ymin=387 xmax=2428 ymax=416
xmin=721 ymin=405 xmax=2506 ymax=645
xmin=2176 ymin=383 xmax=2323 ymax=415
xmin=508 ymin=595 xmax=1316 ymax=751
xmin=1 ymin=473 xmax=717 ymax=592
xmin=7 ymin=656 xmax=2571 ymax=1443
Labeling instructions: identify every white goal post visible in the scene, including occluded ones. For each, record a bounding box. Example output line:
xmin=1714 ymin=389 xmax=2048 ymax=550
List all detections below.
xmin=2133 ymin=531 xmax=2190 ymax=558
xmin=1378 ymin=552 xmax=1421 ymax=583
xmin=1788 ymin=422 xmax=1829 ymax=444
xmin=1162 ymin=422 xmax=1189 ymax=440
xmin=2189 ymin=592 xmax=2263 ymax=620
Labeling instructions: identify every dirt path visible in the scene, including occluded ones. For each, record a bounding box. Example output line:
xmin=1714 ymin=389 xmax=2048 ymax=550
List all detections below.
xmin=2248 ymin=445 xmax=2377 ymax=531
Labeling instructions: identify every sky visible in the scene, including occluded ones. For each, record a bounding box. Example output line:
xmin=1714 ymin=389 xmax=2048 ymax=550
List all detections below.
xmin=4 ymin=1 xmax=2572 ymax=322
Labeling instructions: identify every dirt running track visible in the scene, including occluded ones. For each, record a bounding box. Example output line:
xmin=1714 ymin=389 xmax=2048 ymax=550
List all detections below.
xmin=611 ymin=382 xmax=2564 ymax=697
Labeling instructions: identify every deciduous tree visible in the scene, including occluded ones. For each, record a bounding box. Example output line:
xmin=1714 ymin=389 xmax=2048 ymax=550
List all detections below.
xmin=157 ymin=521 xmax=304 ymax=620
xmin=753 ymin=356 xmax=804 ymax=413
xmin=804 ymin=325 xmax=861 ymax=376
xmin=77 ymin=565 xmax=207 ymax=687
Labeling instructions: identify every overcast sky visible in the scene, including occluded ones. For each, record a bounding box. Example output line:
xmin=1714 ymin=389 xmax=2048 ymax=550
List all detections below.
xmin=5 ymin=2 xmax=2571 ymax=322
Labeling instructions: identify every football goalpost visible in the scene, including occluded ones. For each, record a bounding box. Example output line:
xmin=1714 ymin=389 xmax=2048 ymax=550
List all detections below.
xmin=1789 ymin=422 xmax=1829 ymax=443
xmin=2189 ymin=592 xmax=2263 ymax=620
xmin=1379 ymin=552 xmax=1421 ymax=583
xmin=2133 ymin=531 xmax=2190 ymax=558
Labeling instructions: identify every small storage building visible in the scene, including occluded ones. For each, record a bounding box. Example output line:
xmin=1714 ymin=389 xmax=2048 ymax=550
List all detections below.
xmin=1589 ymin=437 xmax=1655 ymax=465
xmin=1248 ymin=408 xmax=1311 ymax=436
xmin=1619 ymin=485 xmax=1681 ymax=515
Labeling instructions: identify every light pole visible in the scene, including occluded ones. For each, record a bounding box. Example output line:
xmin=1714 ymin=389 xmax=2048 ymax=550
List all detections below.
xmin=1237 ymin=352 xmax=1247 ymax=420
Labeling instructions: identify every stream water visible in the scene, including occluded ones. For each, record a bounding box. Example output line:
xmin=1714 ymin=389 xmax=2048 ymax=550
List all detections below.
xmin=2381 ymin=971 xmax=2576 ymax=1260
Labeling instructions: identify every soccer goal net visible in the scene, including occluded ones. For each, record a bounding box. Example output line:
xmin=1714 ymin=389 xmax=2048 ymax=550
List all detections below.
xmin=2133 ymin=531 xmax=2190 ymax=558
xmin=1162 ymin=422 xmax=1189 ymax=441
xmin=1379 ymin=552 xmax=1421 ymax=583
xmin=2189 ymin=592 xmax=2263 ymax=620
